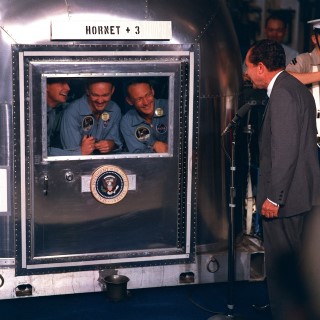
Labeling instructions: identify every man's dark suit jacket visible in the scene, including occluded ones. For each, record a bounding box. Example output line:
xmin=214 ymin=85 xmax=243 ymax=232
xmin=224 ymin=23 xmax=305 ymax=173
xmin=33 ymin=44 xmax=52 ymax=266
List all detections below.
xmin=257 ymin=71 xmax=320 ymax=217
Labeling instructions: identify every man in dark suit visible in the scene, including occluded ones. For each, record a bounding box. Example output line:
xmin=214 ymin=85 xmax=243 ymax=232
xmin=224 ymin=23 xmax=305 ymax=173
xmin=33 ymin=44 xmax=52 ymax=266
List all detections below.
xmin=244 ymin=39 xmax=320 ymax=320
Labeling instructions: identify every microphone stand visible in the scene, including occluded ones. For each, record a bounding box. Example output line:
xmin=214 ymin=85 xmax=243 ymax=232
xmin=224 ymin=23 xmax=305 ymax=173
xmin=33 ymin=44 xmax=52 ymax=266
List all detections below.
xmin=208 ymin=128 xmax=245 ymax=320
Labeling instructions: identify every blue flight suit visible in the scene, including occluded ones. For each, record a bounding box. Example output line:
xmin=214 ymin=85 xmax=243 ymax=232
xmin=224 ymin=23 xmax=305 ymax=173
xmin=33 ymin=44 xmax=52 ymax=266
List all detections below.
xmin=47 ymin=103 xmax=66 ymax=148
xmin=47 ymin=103 xmax=76 ymax=156
xmin=60 ymin=95 xmax=122 ymax=154
xmin=120 ymin=99 xmax=168 ymax=153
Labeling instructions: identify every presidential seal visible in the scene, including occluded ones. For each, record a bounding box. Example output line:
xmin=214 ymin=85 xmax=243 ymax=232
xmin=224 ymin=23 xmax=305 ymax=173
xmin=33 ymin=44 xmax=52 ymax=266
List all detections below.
xmin=90 ymin=165 xmax=129 ymax=204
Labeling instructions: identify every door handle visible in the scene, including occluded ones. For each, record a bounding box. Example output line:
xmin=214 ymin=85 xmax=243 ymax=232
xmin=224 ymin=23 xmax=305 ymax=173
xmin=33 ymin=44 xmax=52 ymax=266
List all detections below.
xmin=43 ymin=175 xmax=48 ymax=196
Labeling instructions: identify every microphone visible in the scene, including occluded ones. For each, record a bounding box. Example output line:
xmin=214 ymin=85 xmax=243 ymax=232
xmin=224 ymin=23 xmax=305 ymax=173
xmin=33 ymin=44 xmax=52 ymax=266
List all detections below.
xmin=221 ymin=102 xmax=253 ymax=136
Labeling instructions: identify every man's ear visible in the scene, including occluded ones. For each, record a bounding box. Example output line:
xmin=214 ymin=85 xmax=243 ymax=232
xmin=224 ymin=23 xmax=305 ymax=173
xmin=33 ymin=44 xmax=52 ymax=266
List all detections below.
xmin=126 ymin=97 xmax=133 ymax=106
xmin=257 ymin=62 xmax=265 ymax=74
xmin=311 ymin=34 xmax=317 ymax=46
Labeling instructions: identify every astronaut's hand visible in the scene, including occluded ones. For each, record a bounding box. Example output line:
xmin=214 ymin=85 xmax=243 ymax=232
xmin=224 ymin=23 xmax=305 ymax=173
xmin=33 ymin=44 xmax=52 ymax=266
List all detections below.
xmin=153 ymin=141 xmax=168 ymax=153
xmin=81 ymin=135 xmax=96 ymax=155
xmin=94 ymin=140 xmax=115 ymax=153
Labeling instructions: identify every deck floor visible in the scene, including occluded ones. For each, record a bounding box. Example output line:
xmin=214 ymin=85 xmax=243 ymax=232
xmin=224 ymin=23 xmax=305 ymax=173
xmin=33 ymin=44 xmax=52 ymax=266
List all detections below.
xmin=0 ymin=280 xmax=272 ymax=320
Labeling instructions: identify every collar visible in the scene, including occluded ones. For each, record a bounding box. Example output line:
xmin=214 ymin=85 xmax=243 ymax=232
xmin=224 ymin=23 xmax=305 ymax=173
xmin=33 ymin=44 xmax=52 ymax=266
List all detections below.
xmin=267 ymin=70 xmax=284 ymax=97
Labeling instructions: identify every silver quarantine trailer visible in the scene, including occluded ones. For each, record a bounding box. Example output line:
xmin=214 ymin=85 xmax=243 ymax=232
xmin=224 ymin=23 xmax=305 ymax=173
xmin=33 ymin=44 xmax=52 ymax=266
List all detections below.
xmin=0 ymin=0 xmax=264 ymax=299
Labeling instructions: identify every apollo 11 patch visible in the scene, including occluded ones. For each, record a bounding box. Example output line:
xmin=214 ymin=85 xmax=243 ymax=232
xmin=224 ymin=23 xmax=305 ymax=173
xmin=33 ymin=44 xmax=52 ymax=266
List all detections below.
xmin=90 ymin=165 xmax=129 ymax=204
xmin=82 ymin=115 xmax=94 ymax=132
xmin=135 ymin=125 xmax=150 ymax=142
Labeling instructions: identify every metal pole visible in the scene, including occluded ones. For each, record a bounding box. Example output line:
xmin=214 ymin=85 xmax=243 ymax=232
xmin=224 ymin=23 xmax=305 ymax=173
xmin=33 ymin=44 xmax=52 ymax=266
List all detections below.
xmin=208 ymin=130 xmax=245 ymax=320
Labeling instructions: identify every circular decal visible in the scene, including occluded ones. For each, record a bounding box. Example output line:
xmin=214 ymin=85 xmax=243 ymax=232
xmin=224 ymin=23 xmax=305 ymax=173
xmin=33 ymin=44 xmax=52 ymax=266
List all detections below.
xmin=82 ymin=115 xmax=94 ymax=132
xmin=156 ymin=123 xmax=167 ymax=134
xmin=154 ymin=107 xmax=164 ymax=117
xmin=101 ymin=112 xmax=110 ymax=121
xmin=135 ymin=126 xmax=150 ymax=142
xmin=90 ymin=165 xmax=129 ymax=204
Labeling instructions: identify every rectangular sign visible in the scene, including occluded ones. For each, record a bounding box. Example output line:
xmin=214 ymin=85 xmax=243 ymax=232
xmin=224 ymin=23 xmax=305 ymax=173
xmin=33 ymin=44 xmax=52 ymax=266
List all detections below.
xmin=81 ymin=174 xmax=136 ymax=192
xmin=51 ymin=20 xmax=172 ymax=40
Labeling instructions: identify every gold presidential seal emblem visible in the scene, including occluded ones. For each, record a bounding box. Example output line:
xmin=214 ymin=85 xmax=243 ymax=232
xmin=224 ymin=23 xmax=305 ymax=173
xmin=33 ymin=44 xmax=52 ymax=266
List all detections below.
xmin=90 ymin=165 xmax=129 ymax=204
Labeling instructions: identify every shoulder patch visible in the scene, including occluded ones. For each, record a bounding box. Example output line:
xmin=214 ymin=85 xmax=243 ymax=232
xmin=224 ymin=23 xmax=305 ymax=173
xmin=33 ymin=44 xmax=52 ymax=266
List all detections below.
xmin=290 ymin=58 xmax=297 ymax=65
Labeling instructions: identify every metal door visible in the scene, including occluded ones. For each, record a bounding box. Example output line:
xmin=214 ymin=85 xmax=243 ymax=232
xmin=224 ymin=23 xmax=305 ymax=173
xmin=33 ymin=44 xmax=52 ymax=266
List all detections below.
xmin=12 ymin=44 xmax=199 ymax=275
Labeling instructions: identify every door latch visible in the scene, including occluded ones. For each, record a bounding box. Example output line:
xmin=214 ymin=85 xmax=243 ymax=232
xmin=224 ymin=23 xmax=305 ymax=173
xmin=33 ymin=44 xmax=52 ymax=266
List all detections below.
xmin=43 ymin=175 xmax=48 ymax=196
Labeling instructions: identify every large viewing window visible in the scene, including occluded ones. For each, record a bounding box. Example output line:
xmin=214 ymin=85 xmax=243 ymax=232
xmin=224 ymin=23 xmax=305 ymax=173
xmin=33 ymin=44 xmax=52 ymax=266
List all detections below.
xmin=43 ymin=74 xmax=173 ymax=160
xmin=11 ymin=44 xmax=195 ymax=162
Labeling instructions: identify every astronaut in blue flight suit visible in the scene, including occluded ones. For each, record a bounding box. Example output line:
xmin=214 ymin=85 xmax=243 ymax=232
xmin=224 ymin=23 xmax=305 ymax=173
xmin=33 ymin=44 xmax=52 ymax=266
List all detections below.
xmin=120 ymin=79 xmax=168 ymax=153
xmin=60 ymin=78 xmax=122 ymax=155
xmin=47 ymin=78 xmax=71 ymax=156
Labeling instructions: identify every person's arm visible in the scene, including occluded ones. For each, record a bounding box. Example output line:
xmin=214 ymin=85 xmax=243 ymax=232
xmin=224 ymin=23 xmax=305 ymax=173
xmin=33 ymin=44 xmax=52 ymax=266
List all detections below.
xmin=152 ymin=141 xmax=168 ymax=153
xmin=81 ymin=135 xmax=96 ymax=155
xmin=267 ymin=89 xmax=300 ymax=207
xmin=285 ymin=51 xmax=320 ymax=85
xmin=60 ymin=106 xmax=83 ymax=153
xmin=287 ymin=71 xmax=320 ymax=85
